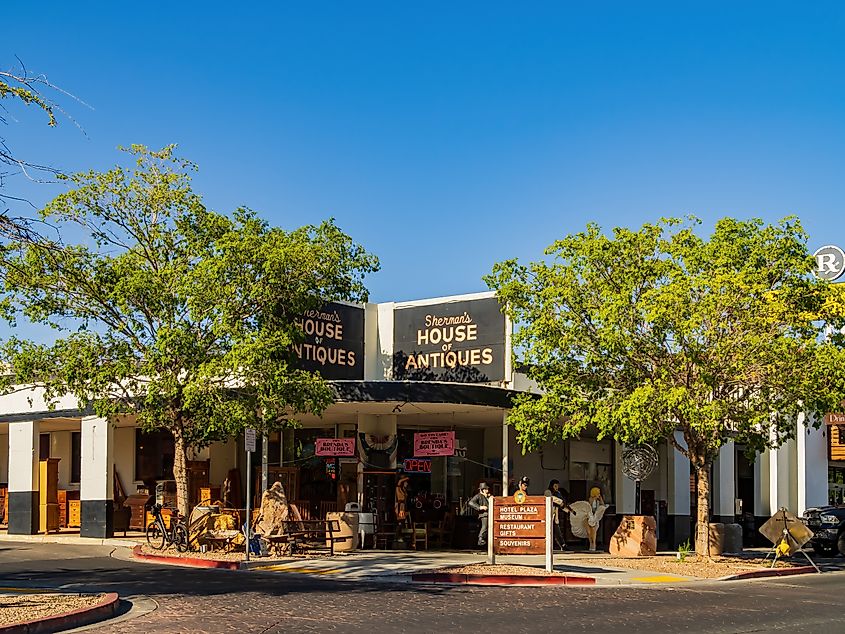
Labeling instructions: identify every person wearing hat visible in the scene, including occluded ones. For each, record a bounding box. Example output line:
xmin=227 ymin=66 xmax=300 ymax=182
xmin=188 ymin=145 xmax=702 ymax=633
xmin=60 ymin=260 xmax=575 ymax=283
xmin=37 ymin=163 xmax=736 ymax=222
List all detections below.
xmin=518 ymin=476 xmax=530 ymax=495
xmin=467 ymin=482 xmax=492 ymax=548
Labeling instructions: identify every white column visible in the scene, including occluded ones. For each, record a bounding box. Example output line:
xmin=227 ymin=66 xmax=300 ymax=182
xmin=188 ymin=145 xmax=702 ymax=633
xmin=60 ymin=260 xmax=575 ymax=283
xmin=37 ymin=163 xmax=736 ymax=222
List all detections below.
xmin=666 ymin=431 xmax=691 ymax=545
xmin=80 ymin=416 xmax=114 ymax=538
xmin=501 ymin=412 xmax=509 ymax=494
xmin=8 ymin=420 xmax=39 ymax=534
xmin=614 ymin=442 xmax=637 ymax=514
xmin=768 ymin=441 xmax=780 ymax=515
xmin=714 ymin=441 xmax=736 ymax=522
xmin=797 ymin=412 xmax=828 ymax=515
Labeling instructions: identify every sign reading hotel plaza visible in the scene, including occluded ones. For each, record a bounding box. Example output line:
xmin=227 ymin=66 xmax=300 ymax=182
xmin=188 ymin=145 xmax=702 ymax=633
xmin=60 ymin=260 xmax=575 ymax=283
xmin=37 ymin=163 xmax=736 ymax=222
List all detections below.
xmin=392 ymin=296 xmax=506 ymax=382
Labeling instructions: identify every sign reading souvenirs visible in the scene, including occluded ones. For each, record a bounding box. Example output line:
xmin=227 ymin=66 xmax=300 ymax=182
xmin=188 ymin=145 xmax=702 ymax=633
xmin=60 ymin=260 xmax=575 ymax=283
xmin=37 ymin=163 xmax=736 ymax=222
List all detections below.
xmin=413 ymin=431 xmax=455 ymax=457
xmin=393 ymin=296 xmax=506 ymax=382
xmin=293 ymin=302 xmax=365 ymax=380
xmin=315 ymin=438 xmax=357 ymax=457
xmin=491 ymin=495 xmax=548 ymax=555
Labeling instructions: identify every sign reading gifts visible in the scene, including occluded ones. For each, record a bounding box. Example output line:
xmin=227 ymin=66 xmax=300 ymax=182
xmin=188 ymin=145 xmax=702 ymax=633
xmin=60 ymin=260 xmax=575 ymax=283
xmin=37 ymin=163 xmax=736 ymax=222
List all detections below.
xmin=413 ymin=431 xmax=455 ymax=457
xmin=315 ymin=438 xmax=356 ymax=457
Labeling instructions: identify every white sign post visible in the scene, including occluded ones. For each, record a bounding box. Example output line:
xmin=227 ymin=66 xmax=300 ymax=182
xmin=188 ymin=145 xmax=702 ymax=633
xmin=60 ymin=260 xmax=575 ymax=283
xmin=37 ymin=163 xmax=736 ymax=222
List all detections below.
xmin=545 ymin=496 xmax=553 ymax=573
xmin=244 ymin=428 xmax=256 ymax=561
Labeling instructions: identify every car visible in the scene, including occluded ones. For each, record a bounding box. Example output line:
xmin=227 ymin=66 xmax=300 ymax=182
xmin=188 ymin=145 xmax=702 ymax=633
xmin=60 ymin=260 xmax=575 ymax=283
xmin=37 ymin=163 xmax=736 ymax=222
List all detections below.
xmin=801 ymin=505 xmax=845 ymax=556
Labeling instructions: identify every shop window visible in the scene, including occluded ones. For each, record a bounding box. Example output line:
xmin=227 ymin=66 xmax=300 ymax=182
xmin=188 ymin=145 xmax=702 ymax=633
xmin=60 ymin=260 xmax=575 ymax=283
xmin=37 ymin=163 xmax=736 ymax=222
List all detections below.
xmin=39 ymin=433 xmax=50 ymax=460
xmin=135 ymin=429 xmax=175 ymax=481
xmin=71 ymin=431 xmax=81 ymax=484
xmin=570 ymin=460 xmax=614 ymax=504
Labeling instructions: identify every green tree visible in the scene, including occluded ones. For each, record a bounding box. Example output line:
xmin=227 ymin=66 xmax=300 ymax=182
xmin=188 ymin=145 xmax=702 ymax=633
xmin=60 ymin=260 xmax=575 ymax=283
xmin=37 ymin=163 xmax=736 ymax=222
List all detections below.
xmin=486 ymin=217 xmax=845 ymax=555
xmin=0 ymin=145 xmax=379 ymax=515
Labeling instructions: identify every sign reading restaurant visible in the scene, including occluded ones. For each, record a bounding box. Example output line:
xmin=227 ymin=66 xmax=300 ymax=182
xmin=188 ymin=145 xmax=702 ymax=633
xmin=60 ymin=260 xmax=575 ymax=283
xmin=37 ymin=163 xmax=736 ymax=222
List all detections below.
xmin=293 ymin=302 xmax=365 ymax=380
xmin=392 ymin=296 xmax=507 ymax=382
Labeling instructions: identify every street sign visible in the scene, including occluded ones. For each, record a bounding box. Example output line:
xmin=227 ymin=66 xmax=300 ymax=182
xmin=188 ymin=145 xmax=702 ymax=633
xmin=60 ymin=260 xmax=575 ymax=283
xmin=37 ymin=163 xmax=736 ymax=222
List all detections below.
xmin=245 ymin=428 xmax=257 ymax=453
xmin=492 ymin=495 xmax=547 ymax=555
xmin=813 ymin=245 xmax=845 ymax=282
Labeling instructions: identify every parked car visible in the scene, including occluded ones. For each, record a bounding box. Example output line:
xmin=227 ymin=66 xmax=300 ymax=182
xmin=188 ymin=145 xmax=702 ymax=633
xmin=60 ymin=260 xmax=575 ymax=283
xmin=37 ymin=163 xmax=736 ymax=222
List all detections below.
xmin=801 ymin=506 xmax=845 ymax=556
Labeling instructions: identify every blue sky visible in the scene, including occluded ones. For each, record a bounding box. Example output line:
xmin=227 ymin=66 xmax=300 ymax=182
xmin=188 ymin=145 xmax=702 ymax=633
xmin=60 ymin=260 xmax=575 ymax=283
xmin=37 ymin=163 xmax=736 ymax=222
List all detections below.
xmin=4 ymin=2 xmax=844 ymax=311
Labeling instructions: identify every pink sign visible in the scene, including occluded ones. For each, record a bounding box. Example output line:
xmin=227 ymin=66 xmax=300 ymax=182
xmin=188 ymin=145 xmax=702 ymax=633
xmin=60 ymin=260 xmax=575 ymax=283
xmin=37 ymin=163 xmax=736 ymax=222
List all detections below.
xmin=413 ymin=431 xmax=455 ymax=457
xmin=316 ymin=438 xmax=356 ymax=456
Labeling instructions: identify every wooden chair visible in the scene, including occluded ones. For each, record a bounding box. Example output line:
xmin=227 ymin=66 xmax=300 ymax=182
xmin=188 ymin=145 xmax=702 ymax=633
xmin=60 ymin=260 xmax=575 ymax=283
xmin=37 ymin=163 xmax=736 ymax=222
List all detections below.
xmin=409 ymin=522 xmax=428 ymax=551
xmin=429 ymin=513 xmax=453 ymax=549
xmin=320 ymin=501 xmax=338 ymax=518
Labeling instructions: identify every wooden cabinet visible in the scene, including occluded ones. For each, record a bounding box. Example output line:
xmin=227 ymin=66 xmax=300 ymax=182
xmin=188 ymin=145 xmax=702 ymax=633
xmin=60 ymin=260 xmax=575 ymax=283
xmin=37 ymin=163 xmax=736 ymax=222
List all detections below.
xmin=145 ymin=507 xmax=174 ymax=529
xmin=68 ymin=500 xmax=81 ymax=528
xmin=125 ymin=494 xmax=151 ymax=530
xmin=187 ymin=460 xmax=210 ymax=508
xmin=199 ymin=486 xmax=221 ymax=505
xmin=39 ymin=459 xmax=60 ymax=534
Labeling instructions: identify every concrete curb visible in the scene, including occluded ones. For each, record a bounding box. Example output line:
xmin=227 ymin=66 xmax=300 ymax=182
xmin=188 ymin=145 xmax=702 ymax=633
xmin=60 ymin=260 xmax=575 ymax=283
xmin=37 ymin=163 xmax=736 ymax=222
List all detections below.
xmin=132 ymin=544 xmax=241 ymax=571
xmin=719 ymin=565 xmax=820 ymax=581
xmin=0 ymin=592 xmax=119 ymax=634
xmin=411 ymin=572 xmax=596 ymax=586
xmin=0 ymin=533 xmax=140 ymax=549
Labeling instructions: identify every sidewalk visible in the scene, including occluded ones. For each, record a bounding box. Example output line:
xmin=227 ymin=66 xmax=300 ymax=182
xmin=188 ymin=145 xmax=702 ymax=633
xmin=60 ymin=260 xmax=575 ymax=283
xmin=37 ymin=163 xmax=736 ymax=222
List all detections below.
xmin=0 ymin=527 xmax=145 ymax=549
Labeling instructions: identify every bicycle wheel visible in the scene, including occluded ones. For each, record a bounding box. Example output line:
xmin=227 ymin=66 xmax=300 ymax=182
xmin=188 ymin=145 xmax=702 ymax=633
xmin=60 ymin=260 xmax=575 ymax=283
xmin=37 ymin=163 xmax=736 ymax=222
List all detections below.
xmin=174 ymin=523 xmax=190 ymax=553
xmin=146 ymin=521 xmax=165 ymax=549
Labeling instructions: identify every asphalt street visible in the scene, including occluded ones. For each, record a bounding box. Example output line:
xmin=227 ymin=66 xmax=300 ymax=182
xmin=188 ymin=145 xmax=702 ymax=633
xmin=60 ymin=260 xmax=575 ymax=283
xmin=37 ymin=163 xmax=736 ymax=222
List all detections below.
xmin=1 ymin=542 xmax=844 ymax=634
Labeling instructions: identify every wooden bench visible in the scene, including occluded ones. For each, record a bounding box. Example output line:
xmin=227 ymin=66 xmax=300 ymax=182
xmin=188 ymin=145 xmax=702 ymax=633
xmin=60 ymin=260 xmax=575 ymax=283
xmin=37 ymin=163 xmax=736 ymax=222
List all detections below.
xmin=280 ymin=519 xmax=351 ymax=556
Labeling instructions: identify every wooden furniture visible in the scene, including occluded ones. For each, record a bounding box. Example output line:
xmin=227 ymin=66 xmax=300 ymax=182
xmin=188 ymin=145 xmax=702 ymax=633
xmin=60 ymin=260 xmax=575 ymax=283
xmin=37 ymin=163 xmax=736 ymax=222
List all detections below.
xmin=199 ymin=486 xmax=221 ymax=505
xmin=145 ymin=507 xmax=174 ymax=530
xmin=428 ymin=513 xmax=454 ymax=549
xmin=39 ymin=459 xmax=60 ymax=534
xmin=0 ymin=485 xmax=7 ymax=524
xmin=187 ymin=460 xmax=210 ymax=508
xmin=58 ymin=490 xmax=67 ymax=527
xmin=320 ymin=501 xmax=338 ymax=519
xmin=256 ymin=467 xmax=299 ymax=507
xmin=276 ymin=519 xmax=350 ymax=556
xmin=68 ymin=500 xmax=81 ymax=528
xmin=125 ymin=494 xmax=151 ymax=530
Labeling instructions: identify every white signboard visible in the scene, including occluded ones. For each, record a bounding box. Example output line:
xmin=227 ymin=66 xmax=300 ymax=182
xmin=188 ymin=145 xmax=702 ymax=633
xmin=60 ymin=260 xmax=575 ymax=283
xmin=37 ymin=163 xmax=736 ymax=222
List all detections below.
xmin=245 ymin=428 xmax=257 ymax=453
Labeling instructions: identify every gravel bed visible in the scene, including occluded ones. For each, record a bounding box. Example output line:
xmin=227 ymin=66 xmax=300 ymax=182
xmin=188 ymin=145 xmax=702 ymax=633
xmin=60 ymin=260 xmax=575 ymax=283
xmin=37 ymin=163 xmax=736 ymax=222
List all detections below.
xmin=0 ymin=593 xmax=106 ymax=627
xmin=437 ymin=563 xmax=570 ymax=576
xmin=438 ymin=554 xmax=809 ymax=579
xmin=559 ymin=554 xmax=807 ymax=578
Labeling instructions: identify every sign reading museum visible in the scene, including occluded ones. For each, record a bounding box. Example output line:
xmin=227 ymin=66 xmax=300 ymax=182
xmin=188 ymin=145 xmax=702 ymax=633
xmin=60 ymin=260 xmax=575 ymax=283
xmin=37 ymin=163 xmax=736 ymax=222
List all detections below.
xmin=393 ymin=296 xmax=506 ymax=382
xmin=293 ymin=302 xmax=364 ymax=380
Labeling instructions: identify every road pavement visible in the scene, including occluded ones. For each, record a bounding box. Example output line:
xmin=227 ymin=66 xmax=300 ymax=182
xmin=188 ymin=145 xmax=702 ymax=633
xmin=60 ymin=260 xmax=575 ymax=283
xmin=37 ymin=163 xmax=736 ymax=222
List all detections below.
xmin=1 ymin=541 xmax=844 ymax=633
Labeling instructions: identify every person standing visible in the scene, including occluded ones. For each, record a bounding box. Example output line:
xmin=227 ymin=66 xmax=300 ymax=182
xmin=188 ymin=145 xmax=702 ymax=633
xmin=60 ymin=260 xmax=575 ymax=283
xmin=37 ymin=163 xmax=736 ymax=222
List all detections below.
xmin=545 ymin=479 xmax=573 ymax=551
xmin=467 ymin=482 xmax=491 ymax=548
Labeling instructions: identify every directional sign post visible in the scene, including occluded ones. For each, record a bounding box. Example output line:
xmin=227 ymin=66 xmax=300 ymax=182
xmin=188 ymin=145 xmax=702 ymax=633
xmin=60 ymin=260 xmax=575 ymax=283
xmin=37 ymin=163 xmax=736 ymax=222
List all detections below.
xmin=487 ymin=494 xmax=553 ymax=573
xmin=244 ymin=428 xmax=256 ymax=561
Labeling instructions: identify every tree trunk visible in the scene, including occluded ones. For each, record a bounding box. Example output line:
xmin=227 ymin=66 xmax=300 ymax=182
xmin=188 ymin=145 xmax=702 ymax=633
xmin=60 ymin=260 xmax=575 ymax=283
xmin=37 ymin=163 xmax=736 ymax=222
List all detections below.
xmin=172 ymin=427 xmax=190 ymax=517
xmin=694 ymin=462 xmax=711 ymax=557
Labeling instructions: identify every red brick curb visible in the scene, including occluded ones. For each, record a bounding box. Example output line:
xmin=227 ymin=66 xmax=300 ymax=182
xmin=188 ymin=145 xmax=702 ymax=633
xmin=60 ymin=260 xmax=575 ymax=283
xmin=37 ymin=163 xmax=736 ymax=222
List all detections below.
xmin=132 ymin=544 xmax=241 ymax=571
xmin=411 ymin=572 xmax=596 ymax=586
xmin=720 ymin=565 xmax=819 ymax=581
xmin=0 ymin=592 xmax=119 ymax=634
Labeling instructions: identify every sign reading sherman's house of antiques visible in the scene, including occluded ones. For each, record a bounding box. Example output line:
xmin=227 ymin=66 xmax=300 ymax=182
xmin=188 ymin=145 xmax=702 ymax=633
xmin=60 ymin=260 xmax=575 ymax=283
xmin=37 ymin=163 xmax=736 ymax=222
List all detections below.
xmin=393 ymin=296 xmax=506 ymax=382
xmin=293 ymin=302 xmax=364 ymax=380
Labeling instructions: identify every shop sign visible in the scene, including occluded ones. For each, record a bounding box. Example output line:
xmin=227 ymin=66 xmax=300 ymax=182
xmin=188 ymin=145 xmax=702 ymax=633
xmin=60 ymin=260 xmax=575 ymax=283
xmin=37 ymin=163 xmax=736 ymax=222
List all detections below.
xmin=413 ymin=431 xmax=455 ymax=457
xmin=392 ymin=296 xmax=507 ymax=382
xmin=315 ymin=438 xmax=356 ymax=456
xmin=492 ymin=495 xmax=547 ymax=555
xmin=402 ymin=458 xmax=432 ymax=473
xmin=828 ymin=422 xmax=845 ymax=462
xmin=813 ymin=245 xmax=845 ymax=282
xmin=293 ymin=302 xmax=364 ymax=380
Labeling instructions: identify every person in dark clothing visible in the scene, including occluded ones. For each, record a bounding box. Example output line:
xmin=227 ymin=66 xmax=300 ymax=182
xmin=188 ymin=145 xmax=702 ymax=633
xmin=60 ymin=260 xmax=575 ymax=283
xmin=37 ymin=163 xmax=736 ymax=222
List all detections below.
xmin=467 ymin=482 xmax=491 ymax=547
xmin=545 ymin=479 xmax=574 ymax=550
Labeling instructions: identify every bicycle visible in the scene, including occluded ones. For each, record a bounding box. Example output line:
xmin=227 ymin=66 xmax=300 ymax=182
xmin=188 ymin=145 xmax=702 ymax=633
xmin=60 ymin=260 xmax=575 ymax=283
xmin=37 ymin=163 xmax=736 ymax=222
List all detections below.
xmin=146 ymin=502 xmax=190 ymax=552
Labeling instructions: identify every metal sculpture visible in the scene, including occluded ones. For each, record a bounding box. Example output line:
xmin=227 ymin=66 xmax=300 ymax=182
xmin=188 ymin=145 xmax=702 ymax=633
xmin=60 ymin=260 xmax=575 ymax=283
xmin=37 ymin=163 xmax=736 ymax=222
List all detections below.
xmin=621 ymin=444 xmax=658 ymax=515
